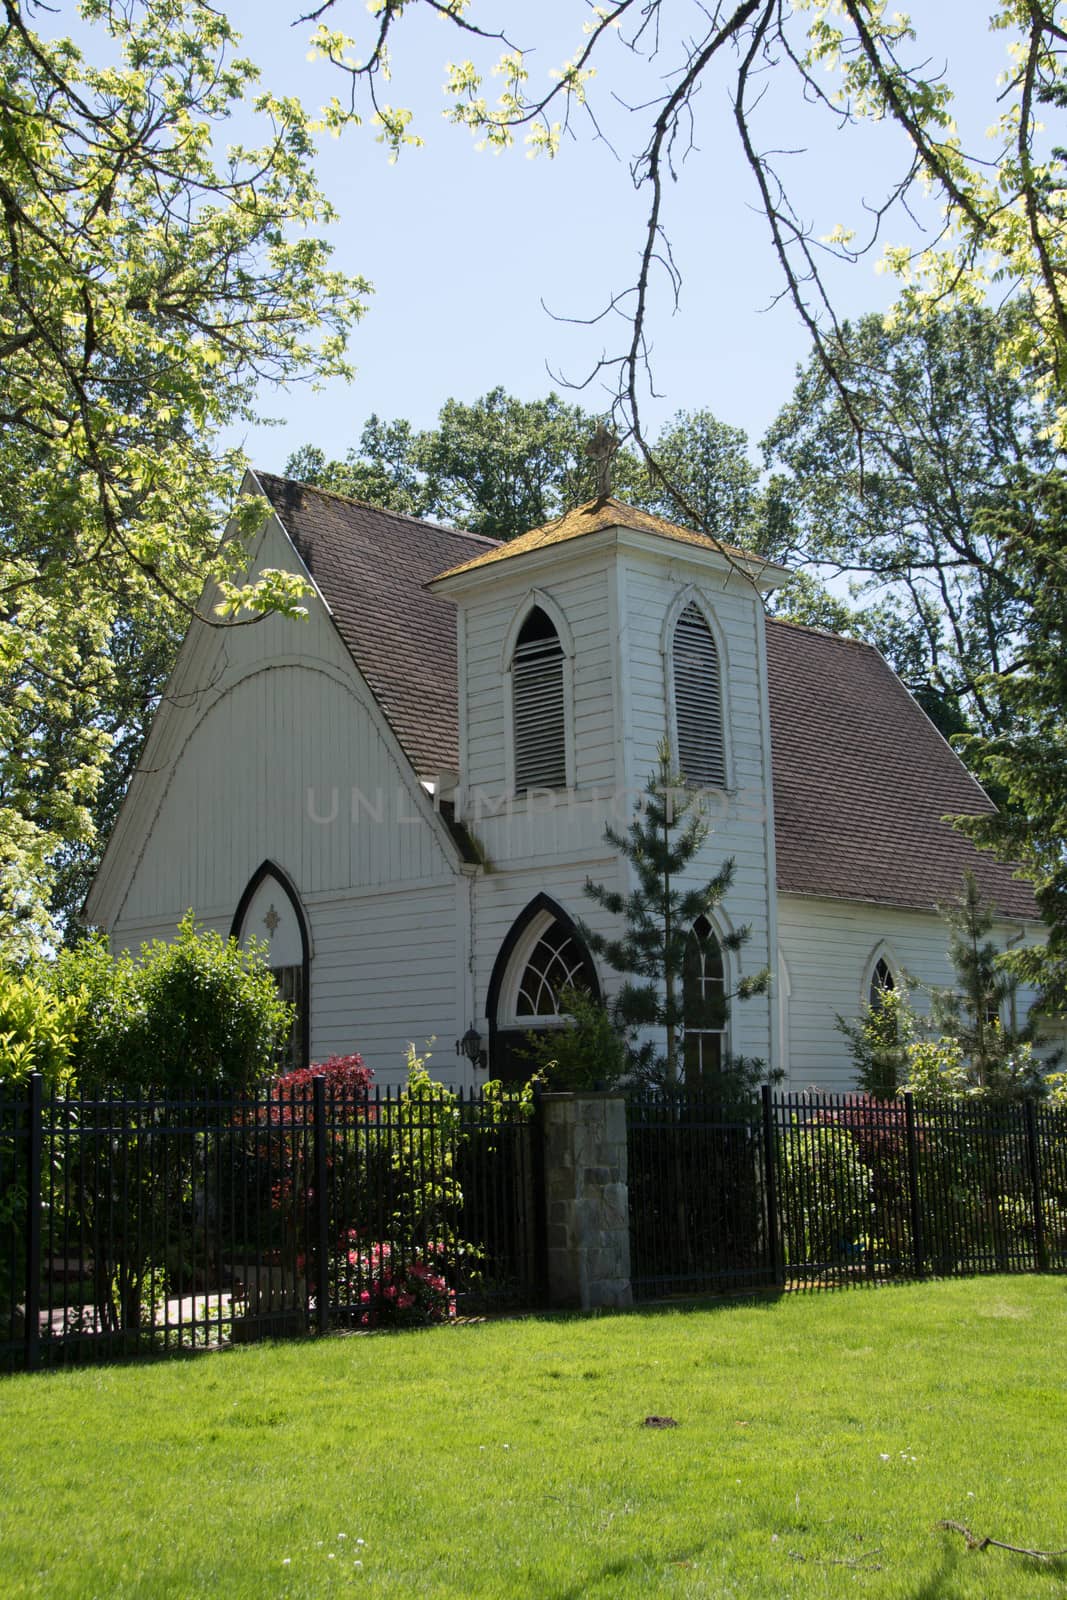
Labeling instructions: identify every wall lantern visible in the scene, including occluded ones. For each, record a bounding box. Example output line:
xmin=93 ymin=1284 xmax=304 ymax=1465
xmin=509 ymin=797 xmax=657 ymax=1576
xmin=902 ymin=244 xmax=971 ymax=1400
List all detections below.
xmin=456 ymin=1026 xmax=487 ymax=1071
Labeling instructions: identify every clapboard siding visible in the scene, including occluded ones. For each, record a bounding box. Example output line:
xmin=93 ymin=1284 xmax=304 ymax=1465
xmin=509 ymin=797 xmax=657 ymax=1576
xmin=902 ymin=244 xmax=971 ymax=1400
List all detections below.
xmin=777 ymin=894 xmax=1047 ymax=1093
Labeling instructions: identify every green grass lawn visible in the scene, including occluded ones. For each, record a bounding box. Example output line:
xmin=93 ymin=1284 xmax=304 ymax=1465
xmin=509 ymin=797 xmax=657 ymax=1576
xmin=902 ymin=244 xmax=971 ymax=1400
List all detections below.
xmin=1 ymin=1277 xmax=1065 ymax=1598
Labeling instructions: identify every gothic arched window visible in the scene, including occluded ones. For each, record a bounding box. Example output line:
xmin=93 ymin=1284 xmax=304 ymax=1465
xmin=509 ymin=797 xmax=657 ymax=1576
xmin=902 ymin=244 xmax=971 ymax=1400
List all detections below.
xmin=672 ymin=602 xmax=725 ymax=788
xmin=232 ymin=863 xmax=310 ymax=1073
xmin=514 ymin=919 xmax=591 ymax=1020
xmin=683 ymin=915 xmax=727 ymax=1082
xmin=869 ymin=956 xmax=896 ymax=1011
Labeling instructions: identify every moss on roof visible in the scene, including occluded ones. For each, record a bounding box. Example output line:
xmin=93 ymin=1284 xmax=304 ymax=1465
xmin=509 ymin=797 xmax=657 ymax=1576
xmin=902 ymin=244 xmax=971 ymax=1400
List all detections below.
xmin=431 ymin=496 xmax=777 ymax=583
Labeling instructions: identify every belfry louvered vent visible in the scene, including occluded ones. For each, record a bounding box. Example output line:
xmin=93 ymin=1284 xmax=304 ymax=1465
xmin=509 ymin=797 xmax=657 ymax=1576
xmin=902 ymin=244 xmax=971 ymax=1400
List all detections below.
xmin=512 ymin=607 xmax=566 ymax=792
xmin=673 ymin=602 xmax=725 ymax=787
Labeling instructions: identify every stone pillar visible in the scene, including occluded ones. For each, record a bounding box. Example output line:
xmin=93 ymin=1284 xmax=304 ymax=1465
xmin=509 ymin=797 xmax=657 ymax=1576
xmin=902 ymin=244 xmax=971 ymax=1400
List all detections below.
xmin=541 ymin=1092 xmax=632 ymax=1310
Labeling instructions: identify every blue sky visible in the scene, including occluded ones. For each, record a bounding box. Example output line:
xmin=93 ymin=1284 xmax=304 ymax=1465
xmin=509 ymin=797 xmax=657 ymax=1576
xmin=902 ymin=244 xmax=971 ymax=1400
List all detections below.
xmin=65 ymin=2 xmax=1013 ymax=470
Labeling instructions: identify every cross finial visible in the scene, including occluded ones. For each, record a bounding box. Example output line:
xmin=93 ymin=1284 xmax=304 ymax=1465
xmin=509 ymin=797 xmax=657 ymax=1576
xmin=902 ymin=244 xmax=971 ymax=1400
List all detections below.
xmin=263 ymin=904 xmax=280 ymax=936
xmin=586 ymin=421 xmax=619 ymax=499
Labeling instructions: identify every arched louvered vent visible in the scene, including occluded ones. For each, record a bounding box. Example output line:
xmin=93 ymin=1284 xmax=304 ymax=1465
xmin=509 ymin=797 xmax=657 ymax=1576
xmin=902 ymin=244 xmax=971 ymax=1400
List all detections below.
xmin=512 ymin=606 xmax=566 ymax=793
xmin=673 ymin=602 xmax=725 ymax=787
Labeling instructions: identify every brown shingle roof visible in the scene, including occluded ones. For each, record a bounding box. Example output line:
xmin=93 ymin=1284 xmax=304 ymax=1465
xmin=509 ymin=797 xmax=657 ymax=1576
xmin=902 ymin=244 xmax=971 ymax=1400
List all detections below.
xmin=254 ymin=472 xmax=496 ymax=777
xmin=766 ymin=619 xmax=1037 ymax=919
xmin=258 ymin=474 xmax=1038 ymax=920
xmin=431 ymin=494 xmax=780 ymax=582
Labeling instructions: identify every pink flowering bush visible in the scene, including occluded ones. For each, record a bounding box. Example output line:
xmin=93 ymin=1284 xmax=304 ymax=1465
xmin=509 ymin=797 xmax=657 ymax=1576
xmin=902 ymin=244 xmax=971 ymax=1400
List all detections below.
xmin=336 ymin=1237 xmax=456 ymax=1328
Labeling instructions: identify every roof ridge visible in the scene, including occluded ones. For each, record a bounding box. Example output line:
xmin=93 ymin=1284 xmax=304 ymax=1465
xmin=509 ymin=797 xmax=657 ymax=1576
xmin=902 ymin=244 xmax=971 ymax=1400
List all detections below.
xmin=252 ymin=469 xmax=502 ymax=549
xmin=766 ymin=614 xmax=878 ymax=650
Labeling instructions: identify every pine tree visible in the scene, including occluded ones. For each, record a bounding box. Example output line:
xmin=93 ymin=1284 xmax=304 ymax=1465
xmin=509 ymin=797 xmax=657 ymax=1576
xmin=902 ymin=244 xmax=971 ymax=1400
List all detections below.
xmin=928 ymin=871 xmax=1037 ymax=1094
xmin=582 ymin=745 xmax=769 ymax=1086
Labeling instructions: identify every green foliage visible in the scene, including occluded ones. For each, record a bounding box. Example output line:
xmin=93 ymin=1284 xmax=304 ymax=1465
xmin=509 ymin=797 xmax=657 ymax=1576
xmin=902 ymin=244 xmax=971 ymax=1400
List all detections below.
xmin=779 ymin=1122 xmax=874 ymax=1268
xmin=0 ymin=0 xmax=365 ymax=955
xmin=287 ymin=388 xmax=606 ymax=539
xmin=519 ymin=985 xmax=629 ymax=1091
xmin=614 ymin=409 xmax=761 ymax=547
xmin=46 ymin=916 xmax=291 ymax=1094
xmin=925 ymin=873 xmax=1044 ymax=1099
xmin=763 ymin=305 xmax=1050 ymax=743
xmin=836 ymin=876 xmax=1051 ymax=1103
xmin=285 ymin=393 xmax=769 ymax=549
xmin=0 ymin=969 xmax=81 ymax=1092
xmin=836 ymin=986 xmax=912 ymax=1099
xmin=958 ymin=470 xmax=1067 ymax=1015
xmin=583 ymin=745 xmax=769 ymax=1086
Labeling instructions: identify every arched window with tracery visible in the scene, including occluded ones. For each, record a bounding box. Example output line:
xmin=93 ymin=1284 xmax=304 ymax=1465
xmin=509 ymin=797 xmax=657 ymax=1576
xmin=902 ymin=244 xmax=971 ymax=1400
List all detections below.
xmin=869 ymin=956 xmax=896 ymax=1011
xmin=487 ymin=897 xmax=600 ymax=1083
xmin=683 ymin=915 xmax=727 ymax=1082
xmin=232 ymin=863 xmax=310 ymax=1073
xmin=511 ymin=605 xmax=566 ymax=793
xmin=672 ymin=602 xmax=725 ymax=788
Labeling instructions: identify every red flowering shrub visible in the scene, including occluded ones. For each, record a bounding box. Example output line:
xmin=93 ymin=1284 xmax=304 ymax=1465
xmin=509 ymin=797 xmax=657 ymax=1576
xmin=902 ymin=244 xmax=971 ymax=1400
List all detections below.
xmin=336 ymin=1237 xmax=457 ymax=1328
xmin=274 ymin=1053 xmax=374 ymax=1119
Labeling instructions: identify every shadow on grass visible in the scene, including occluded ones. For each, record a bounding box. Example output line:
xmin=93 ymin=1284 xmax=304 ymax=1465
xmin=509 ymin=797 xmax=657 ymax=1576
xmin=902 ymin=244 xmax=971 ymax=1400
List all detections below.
xmin=543 ymin=1544 xmax=706 ymax=1600
xmin=906 ymin=1535 xmax=1067 ymax=1598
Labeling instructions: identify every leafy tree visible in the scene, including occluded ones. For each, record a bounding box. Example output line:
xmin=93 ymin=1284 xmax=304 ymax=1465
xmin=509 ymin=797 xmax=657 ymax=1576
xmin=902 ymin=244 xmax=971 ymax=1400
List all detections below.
xmin=0 ymin=0 xmax=365 ymax=954
xmin=582 ymin=746 xmax=769 ymax=1087
xmin=303 ymin=3 xmax=1067 ymax=472
xmin=926 ymin=873 xmax=1032 ymax=1092
xmin=838 ymin=873 xmax=1048 ymax=1102
xmin=285 ymin=418 xmax=428 ymax=519
xmin=287 ymin=393 xmax=769 ymax=553
xmin=288 ymin=388 xmax=611 ymax=539
xmin=763 ymin=306 xmax=1052 ymax=741
xmin=619 ymin=409 xmax=762 ymax=548
xmin=957 ymin=471 xmax=1067 ymax=1014
xmin=417 ymin=389 xmax=606 ymax=537
xmin=518 ymin=984 xmax=629 ymax=1093
xmin=45 ymin=917 xmax=291 ymax=1093
xmin=836 ymin=987 xmax=913 ymax=1101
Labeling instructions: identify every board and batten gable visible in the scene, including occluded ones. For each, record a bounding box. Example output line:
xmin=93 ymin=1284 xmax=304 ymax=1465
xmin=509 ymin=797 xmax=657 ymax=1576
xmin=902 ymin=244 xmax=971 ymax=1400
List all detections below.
xmin=86 ymin=491 xmax=469 ymax=1086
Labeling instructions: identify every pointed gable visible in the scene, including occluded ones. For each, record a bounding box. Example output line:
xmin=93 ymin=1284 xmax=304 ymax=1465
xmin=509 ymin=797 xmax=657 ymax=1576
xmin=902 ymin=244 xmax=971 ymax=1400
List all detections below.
xmin=254 ymin=472 xmax=497 ymax=777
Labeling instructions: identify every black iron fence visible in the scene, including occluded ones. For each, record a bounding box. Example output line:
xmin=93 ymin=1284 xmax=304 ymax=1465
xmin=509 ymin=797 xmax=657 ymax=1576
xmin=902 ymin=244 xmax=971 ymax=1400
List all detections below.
xmin=626 ymin=1086 xmax=1067 ymax=1301
xmin=627 ymin=1089 xmax=772 ymax=1299
xmin=1 ymin=1078 xmax=540 ymax=1371
xmin=5 ymin=1077 xmax=1067 ymax=1366
xmin=770 ymin=1090 xmax=1067 ymax=1288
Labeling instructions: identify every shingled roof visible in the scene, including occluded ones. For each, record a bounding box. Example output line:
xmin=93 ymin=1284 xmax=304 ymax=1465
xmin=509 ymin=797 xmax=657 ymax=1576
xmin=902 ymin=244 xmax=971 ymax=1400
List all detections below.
xmin=257 ymin=474 xmax=1037 ymax=921
xmin=432 ymin=494 xmax=783 ymax=582
xmin=254 ymin=471 xmax=493 ymax=777
xmin=765 ymin=621 xmax=1036 ymax=919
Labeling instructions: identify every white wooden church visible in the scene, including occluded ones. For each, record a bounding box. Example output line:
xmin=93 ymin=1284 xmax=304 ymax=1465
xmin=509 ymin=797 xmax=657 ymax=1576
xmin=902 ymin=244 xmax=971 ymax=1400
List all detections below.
xmin=85 ymin=471 xmax=1043 ymax=1090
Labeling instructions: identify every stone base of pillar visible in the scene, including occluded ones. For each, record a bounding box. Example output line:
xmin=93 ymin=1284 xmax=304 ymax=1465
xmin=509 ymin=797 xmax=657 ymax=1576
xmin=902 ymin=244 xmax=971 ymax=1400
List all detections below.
xmin=542 ymin=1092 xmax=633 ymax=1310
